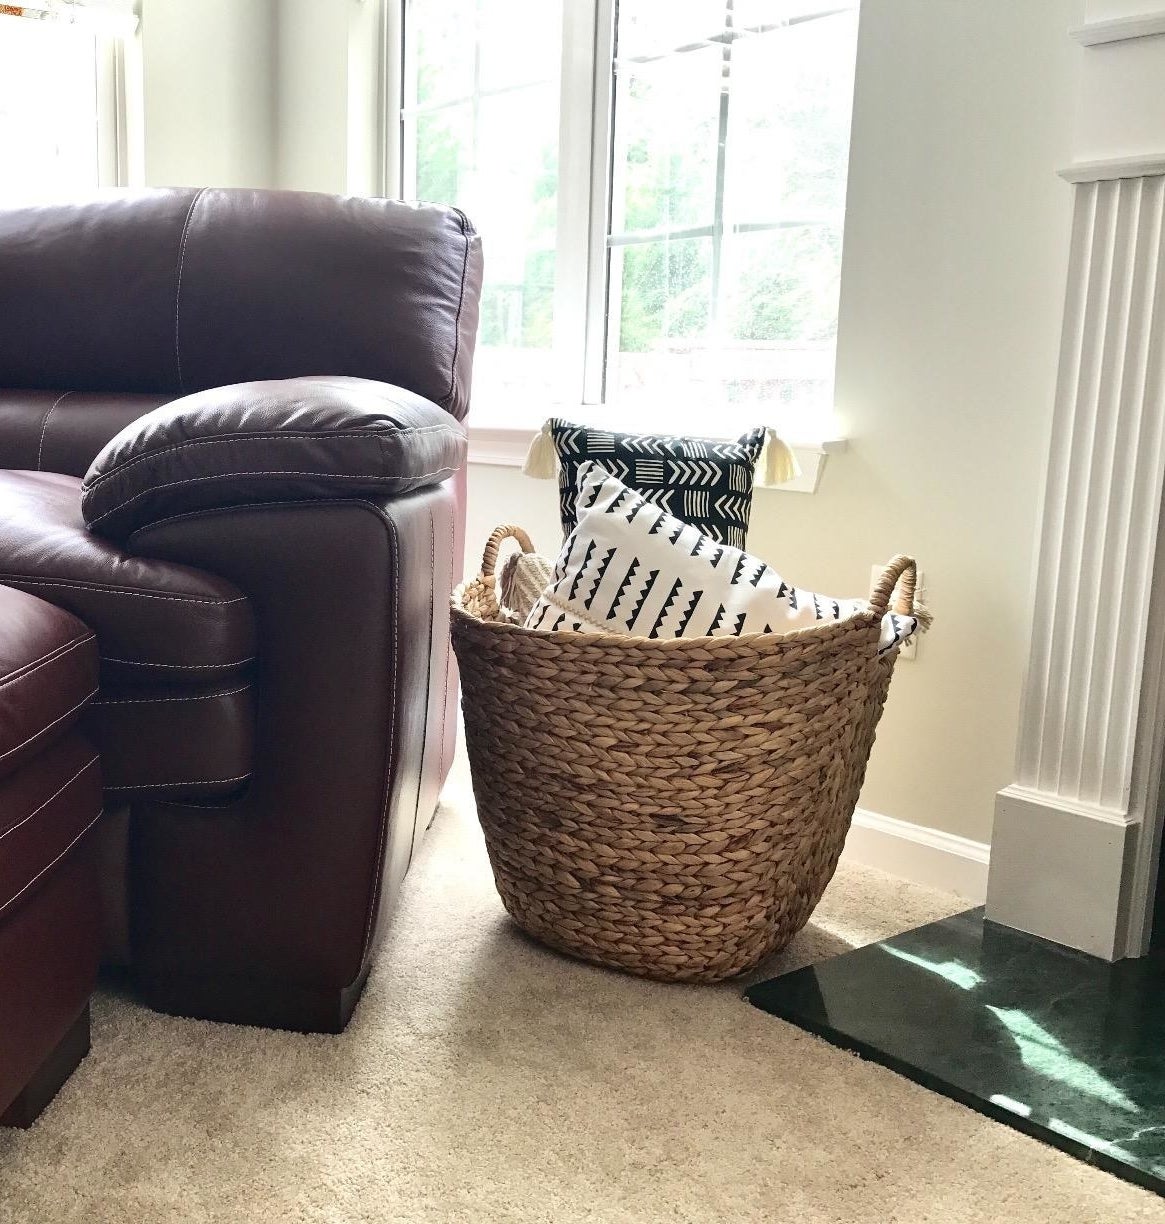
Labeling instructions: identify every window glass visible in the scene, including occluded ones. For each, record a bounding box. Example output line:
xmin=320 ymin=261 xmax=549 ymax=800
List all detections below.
xmin=0 ymin=17 xmax=100 ymax=203
xmin=404 ymin=0 xmax=563 ymax=416
xmin=605 ymin=1 xmax=859 ymax=432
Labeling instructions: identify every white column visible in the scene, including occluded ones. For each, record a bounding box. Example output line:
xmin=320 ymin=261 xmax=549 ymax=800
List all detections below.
xmin=987 ymin=171 xmax=1165 ymax=957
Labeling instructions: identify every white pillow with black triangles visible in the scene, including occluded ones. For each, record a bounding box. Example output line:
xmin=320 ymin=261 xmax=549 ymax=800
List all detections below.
xmin=523 ymin=461 xmax=919 ymax=655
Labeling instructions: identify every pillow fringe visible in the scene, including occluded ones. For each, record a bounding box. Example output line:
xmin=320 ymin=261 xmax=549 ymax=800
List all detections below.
xmin=522 ymin=421 xmax=557 ymax=478
xmin=757 ymin=428 xmax=801 ymax=488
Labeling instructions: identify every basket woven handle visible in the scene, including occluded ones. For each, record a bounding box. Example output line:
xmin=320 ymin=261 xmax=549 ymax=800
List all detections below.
xmin=480 ymin=524 xmax=536 ymax=580
xmin=870 ymin=555 xmax=918 ymax=617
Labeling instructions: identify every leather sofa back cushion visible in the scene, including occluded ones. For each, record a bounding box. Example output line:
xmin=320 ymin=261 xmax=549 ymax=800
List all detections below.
xmin=0 ymin=390 xmax=174 ymax=478
xmin=0 ymin=189 xmax=482 ymax=418
xmin=81 ymin=377 xmax=468 ymax=540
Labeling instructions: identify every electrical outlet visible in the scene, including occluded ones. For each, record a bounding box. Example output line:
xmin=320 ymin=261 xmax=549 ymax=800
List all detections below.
xmin=870 ymin=564 xmax=922 ymax=661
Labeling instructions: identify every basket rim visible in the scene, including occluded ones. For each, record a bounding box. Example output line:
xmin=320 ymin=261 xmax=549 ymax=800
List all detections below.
xmin=451 ymin=586 xmax=884 ymax=651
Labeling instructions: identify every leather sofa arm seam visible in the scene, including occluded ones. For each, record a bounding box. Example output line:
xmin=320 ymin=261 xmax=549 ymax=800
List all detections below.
xmin=83 ymin=423 xmax=465 ymax=493
xmin=126 ymin=496 xmax=402 ymax=543
xmin=0 ymin=575 xmax=248 ymax=607
xmin=101 ymin=654 xmax=256 ymax=671
xmin=0 ymin=688 xmax=98 ymax=767
xmin=87 ymin=464 xmax=459 ymax=530
xmin=0 ymin=801 xmax=105 ymax=922
xmin=0 ymin=755 xmax=100 ymax=849
xmin=0 ymin=632 xmax=95 ymax=692
xmin=91 ymin=684 xmax=250 ymax=706
xmin=106 ymin=772 xmax=250 ymax=792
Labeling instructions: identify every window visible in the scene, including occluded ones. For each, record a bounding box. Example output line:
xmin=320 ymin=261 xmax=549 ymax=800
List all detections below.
xmin=0 ymin=1 xmax=139 ymax=204
xmin=400 ymin=0 xmax=858 ymax=438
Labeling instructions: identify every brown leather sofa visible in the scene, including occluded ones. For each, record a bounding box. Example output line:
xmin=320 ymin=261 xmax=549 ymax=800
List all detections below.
xmin=0 ymin=585 xmax=103 ymax=1125
xmin=0 ymin=188 xmax=482 ymax=1032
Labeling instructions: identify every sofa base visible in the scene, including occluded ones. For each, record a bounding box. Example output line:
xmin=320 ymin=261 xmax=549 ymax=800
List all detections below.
xmin=1 ymin=1005 xmax=91 ymax=1129
xmin=137 ymin=965 xmax=372 ymax=1035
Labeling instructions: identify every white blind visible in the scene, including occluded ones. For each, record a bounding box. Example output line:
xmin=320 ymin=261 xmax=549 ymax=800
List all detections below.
xmin=0 ymin=1 xmax=137 ymax=34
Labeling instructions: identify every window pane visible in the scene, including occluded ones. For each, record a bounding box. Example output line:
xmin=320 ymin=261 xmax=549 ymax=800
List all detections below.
xmin=605 ymin=1 xmax=858 ymax=431
xmin=605 ymin=237 xmax=713 ymax=407
xmin=404 ymin=1 xmax=563 ymax=417
xmin=610 ymin=48 xmax=722 ymax=237
xmin=0 ymin=18 xmax=99 ymax=203
xmin=615 ymin=1 xmax=725 ymax=60
xmin=477 ymin=0 xmax=559 ymax=93
xmin=720 ymin=225 xmax=842 ymax=423
xmin=412 ymin=105 xmax=472 ymax=207
xmin=408 ymin=0 xmax=476 ymax=107
xmin=725 ymin=12 xmax=858 ymax=222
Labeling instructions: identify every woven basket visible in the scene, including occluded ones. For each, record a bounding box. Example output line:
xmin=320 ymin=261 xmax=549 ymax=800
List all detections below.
xmin=451 ymin=526 xmax=919 ymax=984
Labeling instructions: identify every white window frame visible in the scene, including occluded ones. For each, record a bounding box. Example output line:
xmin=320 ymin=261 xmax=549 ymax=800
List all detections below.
xmin=390 ymin=0 xmax=849 ymax=487
xmin=95 ymin=27 xmax=144 ymax=189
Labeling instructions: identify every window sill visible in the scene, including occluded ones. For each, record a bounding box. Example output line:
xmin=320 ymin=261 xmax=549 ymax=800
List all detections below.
xmin=467 ymin=425 xmax=847 ymax=494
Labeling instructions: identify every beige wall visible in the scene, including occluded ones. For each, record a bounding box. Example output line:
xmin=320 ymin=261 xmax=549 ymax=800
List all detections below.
xmin=467 ymin=0 xmax=1080 ymax=846
xmin=140 ymin=0 xmax=383 ymax=194
xmin=275 ymin=0 xmax=385 ymax=193
xmin=140 ymin=0 xmax=277 ymax=188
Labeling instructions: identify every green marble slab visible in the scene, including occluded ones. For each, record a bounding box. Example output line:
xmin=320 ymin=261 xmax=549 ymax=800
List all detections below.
xmin=745 ymin=908 xmax=1165 ymax=1196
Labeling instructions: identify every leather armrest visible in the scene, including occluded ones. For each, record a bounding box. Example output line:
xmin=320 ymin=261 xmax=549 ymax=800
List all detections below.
xmin=81 ymin=376 xmax=467 ymax=540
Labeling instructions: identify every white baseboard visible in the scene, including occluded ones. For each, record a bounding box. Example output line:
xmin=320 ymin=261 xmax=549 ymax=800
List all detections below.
xmin=841 ymin=808 xmax=990 ymax=902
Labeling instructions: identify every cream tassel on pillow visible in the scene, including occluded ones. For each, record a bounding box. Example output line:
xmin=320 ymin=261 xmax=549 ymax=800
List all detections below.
xmin=522 ymin=421 xmax=557 ymax=478
xmin=756 ymin=428 xmax=801 ymax=487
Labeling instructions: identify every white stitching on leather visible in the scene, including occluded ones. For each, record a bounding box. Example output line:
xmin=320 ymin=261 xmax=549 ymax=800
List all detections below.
xmin=83 ymin=424 xmax=465 ymax=492
xmin=0 ymin=634 xmax=95 ymax=692
xmin=0 ymin=755 xmax=100 ymax=848
xmin=362 ymin=510 xmax=399 ymax=958
xmin=91 ymin=684 xmax=250 ymax=706
xmin=101 ymin=655 xmax=255 ymax=670
xmin=36 ymin=391 xmax=72 ymax=470
xmin=404 ymin=504 xmax=438 ymax=874
xmin=173 ymin=188 xmax=205 ymax=393
xmin=0 ymin=688 xmax=98 ymax=764
xmin=440 ymin=210 xmax=473 ymax=411
xmin=0 ymin=803 xmax=105 ymax=922
xmin=127 ymin=497 xmax=381 ymax=541
xmin=87 ymin=464 xmax=459 ymax=528
xmin=436 ymin=493 xmax=456 ymax=786
xmin=107 ymin=773 xmax=250 ymax=791
xmin=0 ymin=576 xmax=248 ymax=606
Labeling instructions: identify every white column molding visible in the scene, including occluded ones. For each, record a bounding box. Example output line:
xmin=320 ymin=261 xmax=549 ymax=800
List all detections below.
xmin=1061 ymin=155 xmax=1165 ymax=184
xmin=1070 ymin=11 xmax=1165 ymax=47
xmin=987 ymin=174 xmax=1165 ymax=958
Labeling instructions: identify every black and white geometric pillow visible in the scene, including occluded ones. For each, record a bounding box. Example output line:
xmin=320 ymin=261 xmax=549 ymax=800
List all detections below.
xmin=522 ymin=418 xmax=798 ymax=549
xmin=523 ymin=461 xmax=919 ymax=656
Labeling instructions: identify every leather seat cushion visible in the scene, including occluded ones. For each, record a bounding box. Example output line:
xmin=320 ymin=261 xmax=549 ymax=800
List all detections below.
xmin=0 ymin=586 xmax=98 ymax=783
xmin=0 ymin=732 xmax=102 ymax=916
xmin=0 ymin=470 xmax=255 ymax=685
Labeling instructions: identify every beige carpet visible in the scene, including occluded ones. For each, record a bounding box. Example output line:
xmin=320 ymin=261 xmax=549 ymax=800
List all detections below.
xmin=1 ymin=756 xmax=1162 ymax=1224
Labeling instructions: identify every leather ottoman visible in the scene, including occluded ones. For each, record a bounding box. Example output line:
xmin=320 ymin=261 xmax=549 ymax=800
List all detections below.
xmin=0 ymin=584 xmax=102 ymax=1127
